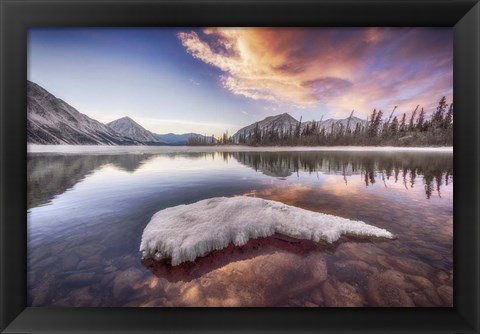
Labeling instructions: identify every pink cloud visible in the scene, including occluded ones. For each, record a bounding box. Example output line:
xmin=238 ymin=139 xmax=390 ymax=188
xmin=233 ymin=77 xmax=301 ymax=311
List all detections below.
xmin=178 ymin=28 xmax=452 ymax=118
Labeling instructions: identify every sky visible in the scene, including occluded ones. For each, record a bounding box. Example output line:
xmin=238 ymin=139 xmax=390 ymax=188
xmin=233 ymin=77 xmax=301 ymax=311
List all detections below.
xmin=28 ymin=28 xmax=453 ymax=137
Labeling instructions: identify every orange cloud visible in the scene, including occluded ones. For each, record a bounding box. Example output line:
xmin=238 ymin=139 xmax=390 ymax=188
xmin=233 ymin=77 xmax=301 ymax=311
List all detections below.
xmin=178 ymin=28 xmax=452 ymax=118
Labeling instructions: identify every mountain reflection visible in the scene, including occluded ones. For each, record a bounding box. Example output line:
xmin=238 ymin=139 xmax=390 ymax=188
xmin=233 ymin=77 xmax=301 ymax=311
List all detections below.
xmin=28 ymin=150 xmax=453 ymax=209
xmin=230 ymin=151 xmax=453 ymax=199
xmin=28 ymin=154 xmax=156 ymax=209
xmin=27 ymin=152 xmax=237 ymax=209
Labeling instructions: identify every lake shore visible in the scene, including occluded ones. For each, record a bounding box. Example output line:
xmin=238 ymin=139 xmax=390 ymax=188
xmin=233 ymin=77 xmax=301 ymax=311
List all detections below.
xmin=28 ymin=144 xmax=453 ymax=154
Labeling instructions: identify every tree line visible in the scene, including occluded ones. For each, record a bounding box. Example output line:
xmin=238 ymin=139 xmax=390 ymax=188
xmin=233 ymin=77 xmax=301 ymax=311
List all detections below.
xmin=188 ymin=97 xmax=453 ymax=146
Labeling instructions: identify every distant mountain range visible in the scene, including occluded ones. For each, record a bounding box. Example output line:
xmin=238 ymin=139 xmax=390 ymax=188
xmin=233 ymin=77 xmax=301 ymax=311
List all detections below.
xmin=106 ymin=117 xmax=215 ymax=146
xmin=27 ymin=80 xmax=368 ymax=146
xmin=27 ymin=81 xmax=212 ymax=146
xmin=232 ymin=113 xmax=368 ymax=143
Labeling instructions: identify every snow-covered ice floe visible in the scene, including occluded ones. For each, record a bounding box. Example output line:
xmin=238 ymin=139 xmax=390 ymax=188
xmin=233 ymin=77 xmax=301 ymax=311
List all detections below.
xmin=140 ymin=196 xmax=394 ymax=266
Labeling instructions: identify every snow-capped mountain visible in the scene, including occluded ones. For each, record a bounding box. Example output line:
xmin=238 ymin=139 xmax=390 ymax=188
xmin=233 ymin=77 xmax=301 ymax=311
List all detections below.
xmin=233 ymin=113 xmax=368 ymax=142
xmin=233 ymin=113 xmax=299 ymax=142
xmin=305 ymin=116 xmax=368 ymax=135
xmin=27 ymin=81 xmax=214 ymax=146
xmin=27 ymin=81 xmax=137 ymax=145
xmin=106 ymin=117 xmax=166 ymax=145
xmin=106 ymin=117 xmax=215 ymax=145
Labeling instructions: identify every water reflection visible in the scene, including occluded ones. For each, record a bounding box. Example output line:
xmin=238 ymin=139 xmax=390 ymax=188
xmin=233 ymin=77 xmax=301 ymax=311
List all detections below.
xmin=28 ymin=151 xmax=453 ymax=210
xmin=28 ymin=152 xmax=225 ymax=209
xmin=231 ymin=151 xmax=452 ymax=199
xmin=28 ymin=154 xmax=156 ymax=209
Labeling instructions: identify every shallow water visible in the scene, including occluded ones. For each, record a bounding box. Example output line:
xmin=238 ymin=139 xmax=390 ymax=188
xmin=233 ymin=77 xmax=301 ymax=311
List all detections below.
xmin=27 ymin=149 xmax=453 ymax=307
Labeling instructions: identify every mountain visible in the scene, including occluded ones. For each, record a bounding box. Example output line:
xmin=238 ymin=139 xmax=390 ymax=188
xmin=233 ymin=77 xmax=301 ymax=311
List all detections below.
xmin=27 ymin=81 xmax=137 ymax=145
xmin=304 ymin=116 xmax=368 ymax=135
xmin=233 ymin=113 xmax=369 ymax=142
xmin=106 ymin=117 xmax=166 ymax=145
xmin=155 ymin=133 xmax=216 ymax=146
xmin=233 ymin=113 xmax=299 ymax=142
xmin=27 ymin=81 xmax=212 ymax=146
xmin=106 ymin=117 xmax=216 ymax=145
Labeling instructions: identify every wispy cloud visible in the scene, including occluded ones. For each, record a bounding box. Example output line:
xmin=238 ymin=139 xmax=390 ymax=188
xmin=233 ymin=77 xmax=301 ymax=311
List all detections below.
xmin=178 ymin=28 xmax=452 ymax=117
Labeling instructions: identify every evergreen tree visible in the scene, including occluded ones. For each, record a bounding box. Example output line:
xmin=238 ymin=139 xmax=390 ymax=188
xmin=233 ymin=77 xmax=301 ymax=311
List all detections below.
xmin=432 ymin=96 xmax=447 ymax=126
xmin=373 ymin=110 xmax=383 ymax=136
xmin=367 ymin=109 xmax=377 ymax=137
xmin=409 ymin=105 xmax=419 ymax=131
xmin=389 ymin=116 xmax=399 ymax=135
xmin=444 ymin=103 xmax=453 ymax=129
xmin=399 ymin=113 xmax=407 ymax=134
xmin=417 ymin=108 xmax=425 ymax=131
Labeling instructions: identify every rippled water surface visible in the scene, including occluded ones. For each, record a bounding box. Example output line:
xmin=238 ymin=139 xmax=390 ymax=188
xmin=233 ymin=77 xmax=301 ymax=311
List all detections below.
xmin=27 ymin=148 xmax=453 ymax=307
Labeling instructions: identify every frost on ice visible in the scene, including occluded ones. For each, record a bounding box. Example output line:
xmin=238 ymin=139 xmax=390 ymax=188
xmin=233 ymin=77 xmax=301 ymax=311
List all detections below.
xmin=140 ymin=196 xmax=394 ymax=266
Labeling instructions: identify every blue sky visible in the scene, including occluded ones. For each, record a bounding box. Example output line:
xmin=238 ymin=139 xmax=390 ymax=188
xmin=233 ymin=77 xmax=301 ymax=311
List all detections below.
xmin=28 ymin=28 xmax=452 ymax=137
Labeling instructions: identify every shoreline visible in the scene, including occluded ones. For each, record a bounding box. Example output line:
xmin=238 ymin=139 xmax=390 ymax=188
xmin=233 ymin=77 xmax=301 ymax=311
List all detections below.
xmin=27 ymin=144 xmax=453 ymax=154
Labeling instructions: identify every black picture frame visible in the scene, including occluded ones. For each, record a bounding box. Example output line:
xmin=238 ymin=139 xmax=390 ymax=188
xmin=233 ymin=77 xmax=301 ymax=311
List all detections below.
xmin=1 ymin=0 xmax=479 ymax=333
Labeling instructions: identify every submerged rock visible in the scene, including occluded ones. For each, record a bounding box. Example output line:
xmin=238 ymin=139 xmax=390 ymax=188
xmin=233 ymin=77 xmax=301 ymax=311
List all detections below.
xmin=76 ymin=260 xmax=101 ymax=270
xmin=437 ymin=285 xmax=453 ymax=306
xmin=36 ymin=256 xmax=58 ymax=269
xmin=151 ymin=251 xmax=328 ymax=307
xmin=367 ymin=270 xmax=415 ymax=307
xmin=406 ymin=275 xmax=441 ymax=306
xmin=63 ymin=272 xmax=95 ymax=286
xmin=336 ymin=243 xmax=387 ymax=264
xmin=330 ymin=259 xmax=377 ymax=287
xmin=411 ymin=247 xmax=443 ymax=261
xmin=74 ymin=244 xmax=105 ymax=258
xmin=50 ymin=241 xmax=68 ymax=254
xmin=61 ymin=253 xmax=80 ymax=271
xmin=53 ymin=287 xmax=94 ymax=307
xmin=322 ymin=278 xmax=365 ymax=307
xmin=435 ymin=271 xmax=449 ymax=282
xmin=114 ymin=255 xmax=136 ymax=270
xmin=112 ymin=268 xmax=144 ymax=300
xmin=377 ymin=255 xmax=433 ymax=277
xmin=309 ymin=287 xmax=324 ymax=306
xmin=30 ymin=274 xmax=55 ymax=306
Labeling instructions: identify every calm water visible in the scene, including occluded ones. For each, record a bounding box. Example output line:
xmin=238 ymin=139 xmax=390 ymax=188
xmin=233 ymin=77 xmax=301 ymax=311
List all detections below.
xmin=27 ymin=149 xmax=453 ymax=307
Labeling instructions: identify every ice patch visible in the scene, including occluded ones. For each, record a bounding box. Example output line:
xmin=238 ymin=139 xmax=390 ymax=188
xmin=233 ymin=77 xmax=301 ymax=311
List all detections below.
xmin=140 ymin=196 xmax=394 ymax=266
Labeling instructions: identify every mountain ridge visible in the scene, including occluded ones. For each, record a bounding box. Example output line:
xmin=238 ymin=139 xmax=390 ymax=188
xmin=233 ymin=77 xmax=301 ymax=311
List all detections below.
xmin=27 ymin=81 xmax=138 ymax=145
xmin=105 ymin=116 xmax=215 ymax=146
xmin=106 ymin=116 xmax=165 ymax=144
xmin=232 ymin=113 xmax=369 ymax=143
xmin=27 ymin=81 xmax=215 ymax=146
xmin=28 ymin=80 xmax=369 ymax=146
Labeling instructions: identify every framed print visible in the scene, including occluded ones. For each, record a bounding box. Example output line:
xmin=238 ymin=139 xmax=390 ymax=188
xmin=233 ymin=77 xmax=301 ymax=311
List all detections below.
xmin=1 ymin=0 xmax=479 ymax=333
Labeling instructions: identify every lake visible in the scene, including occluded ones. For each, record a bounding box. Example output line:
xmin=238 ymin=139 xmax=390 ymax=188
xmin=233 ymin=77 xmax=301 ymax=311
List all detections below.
xmin=27 ymin=146 xmax=453 ymax=307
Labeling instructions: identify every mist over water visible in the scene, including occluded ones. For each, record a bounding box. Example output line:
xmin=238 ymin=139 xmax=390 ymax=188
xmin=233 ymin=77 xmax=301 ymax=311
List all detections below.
xmin=27 ymin=149 xmax=453 ymax=307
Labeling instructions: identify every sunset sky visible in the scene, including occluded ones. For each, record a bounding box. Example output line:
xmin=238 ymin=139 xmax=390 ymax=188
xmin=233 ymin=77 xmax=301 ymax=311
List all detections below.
xmin=28 ymin=28 xmax=452 ymax=137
